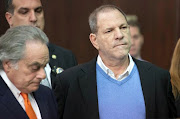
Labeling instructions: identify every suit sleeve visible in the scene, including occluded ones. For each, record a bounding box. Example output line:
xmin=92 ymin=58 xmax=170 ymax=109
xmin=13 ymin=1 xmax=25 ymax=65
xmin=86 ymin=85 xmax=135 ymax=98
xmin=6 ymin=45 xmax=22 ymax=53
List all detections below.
xmin=167 ymin=72 xmax=177 ymax=117
xmin=53 ymin=74 xmax=69 ymax=119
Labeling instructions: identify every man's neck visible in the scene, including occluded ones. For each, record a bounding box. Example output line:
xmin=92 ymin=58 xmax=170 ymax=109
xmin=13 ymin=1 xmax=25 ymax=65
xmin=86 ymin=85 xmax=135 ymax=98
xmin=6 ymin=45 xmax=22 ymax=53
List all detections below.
xmin=135 ymin=55 xmax=142 ymax=60
xmin=101 ymin=55 xmax=130 ymax=79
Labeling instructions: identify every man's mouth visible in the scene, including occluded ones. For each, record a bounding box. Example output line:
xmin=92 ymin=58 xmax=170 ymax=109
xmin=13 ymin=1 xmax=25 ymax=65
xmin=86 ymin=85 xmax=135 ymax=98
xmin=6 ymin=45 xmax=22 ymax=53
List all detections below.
xmin=114 ymin=43 xmax=127 ymax=48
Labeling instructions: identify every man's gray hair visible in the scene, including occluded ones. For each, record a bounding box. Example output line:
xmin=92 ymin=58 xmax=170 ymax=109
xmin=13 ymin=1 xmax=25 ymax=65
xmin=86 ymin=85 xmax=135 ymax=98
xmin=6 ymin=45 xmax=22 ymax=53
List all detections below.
xmin=0 ymin=25 xmax=49 ymax=69
xmin=6 ymin=0 xmax=14 ymax=13
xmin=88 ymin=4 xmax=127 ymax=33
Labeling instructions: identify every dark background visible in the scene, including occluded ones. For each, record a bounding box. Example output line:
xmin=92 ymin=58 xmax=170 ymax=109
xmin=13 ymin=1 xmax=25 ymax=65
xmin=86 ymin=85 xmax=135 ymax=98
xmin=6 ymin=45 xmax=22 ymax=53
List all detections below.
xmin=1 ymin=0 xmax=180 ymax=70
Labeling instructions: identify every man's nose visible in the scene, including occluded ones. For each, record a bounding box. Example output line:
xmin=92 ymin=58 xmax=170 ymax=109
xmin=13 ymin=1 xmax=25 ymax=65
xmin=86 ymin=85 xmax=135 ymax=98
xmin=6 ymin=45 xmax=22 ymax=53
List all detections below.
xmin=29 ymin=11 xmax=37 ymax=22
xmin=115 ymin=28 xmax=124 ymax=40
xmin=38 ymin=68 xmax=46 ymax=80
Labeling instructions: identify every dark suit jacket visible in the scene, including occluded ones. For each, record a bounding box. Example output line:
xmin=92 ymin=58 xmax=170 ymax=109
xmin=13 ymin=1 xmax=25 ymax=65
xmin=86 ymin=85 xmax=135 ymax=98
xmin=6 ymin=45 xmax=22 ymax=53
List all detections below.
xmin=54 ymin=58 xmax=176 ymax=119
xmin=175 ymin=97 xmax=180 ymax=117
xmin=0 ymin=76 xmax=58 ymax=119
xmin=48 ymin=43 xmax=77 ymax=89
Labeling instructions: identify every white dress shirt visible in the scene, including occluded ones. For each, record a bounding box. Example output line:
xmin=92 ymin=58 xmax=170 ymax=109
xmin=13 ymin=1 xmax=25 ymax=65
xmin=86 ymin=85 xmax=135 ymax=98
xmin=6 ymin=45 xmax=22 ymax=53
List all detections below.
xmin=45 ymin=63 xmax=51 ymax=86
xmin=97 ymin=54 xmax=135 ymax=81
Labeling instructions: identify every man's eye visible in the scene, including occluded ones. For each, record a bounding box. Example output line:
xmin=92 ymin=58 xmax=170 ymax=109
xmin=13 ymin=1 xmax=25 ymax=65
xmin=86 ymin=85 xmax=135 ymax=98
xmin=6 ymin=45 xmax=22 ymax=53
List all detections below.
xmin=105 ymin=30 xmax=112 ymax=33
xmin=18 ymin=10 xmax=28 ymax=15
xmin=133 ymin=35 xmax=140 ymax=40
xmin=19 ymin=11 xmax=28 ymax=15
xmin=120 ymin=25 xmax=129 ymax=33
xmin=35 ymin=8 xmax=43 ymax=13
xmin=121 ymin=26 xmax=127 ymax=30
xmin=31 ymin=66 xmax=40 ymax=71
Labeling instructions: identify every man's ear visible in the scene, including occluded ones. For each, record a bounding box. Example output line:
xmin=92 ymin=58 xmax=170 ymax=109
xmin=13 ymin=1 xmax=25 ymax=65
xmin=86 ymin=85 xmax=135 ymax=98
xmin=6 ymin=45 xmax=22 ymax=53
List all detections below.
xmin=5 ymin=12 xmax=13 ymax=27
xmin=89 ymin=33 xmax=99 ymax=50
xmin=3 ymin=60 xmax=12 ymax=73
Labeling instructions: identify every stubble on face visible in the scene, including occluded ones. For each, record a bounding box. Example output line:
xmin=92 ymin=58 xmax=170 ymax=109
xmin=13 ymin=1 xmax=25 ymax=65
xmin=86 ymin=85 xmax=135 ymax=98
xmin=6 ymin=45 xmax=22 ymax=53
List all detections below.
xmin=95 ymin=9 xmax=131 ymax=63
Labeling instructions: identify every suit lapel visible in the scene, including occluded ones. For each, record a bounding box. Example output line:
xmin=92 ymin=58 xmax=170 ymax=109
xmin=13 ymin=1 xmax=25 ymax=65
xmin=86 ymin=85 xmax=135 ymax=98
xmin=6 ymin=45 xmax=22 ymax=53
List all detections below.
xmin=48 ymin=43 xmax=62 ymax=88
xmin=78 ymin=58 xmax=99 ymax=119
xmin=48 ymin=43 xmax=59 ymax=70
xmin=134 ymin=59 xmax=156 ymax=115
xmin=51 ymin=71 xmax=57 ymax=89
xmin=0 ymin=77 xmax=28 ymax=119
xmin=33 ymin=87 xmax=49 ymax=119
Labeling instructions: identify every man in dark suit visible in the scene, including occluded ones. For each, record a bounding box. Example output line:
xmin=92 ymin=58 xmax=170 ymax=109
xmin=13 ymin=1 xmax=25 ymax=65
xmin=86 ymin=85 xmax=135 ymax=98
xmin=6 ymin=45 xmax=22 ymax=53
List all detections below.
xmin=5 ymin=0 xmax=77 ymax=89
xmin=128 ymin=19 xmax=144 ymax=60
xmin=54 ymin=5 xmax=176 ymax=119
xmin=0 ymin=26 xmax=58 ymax=119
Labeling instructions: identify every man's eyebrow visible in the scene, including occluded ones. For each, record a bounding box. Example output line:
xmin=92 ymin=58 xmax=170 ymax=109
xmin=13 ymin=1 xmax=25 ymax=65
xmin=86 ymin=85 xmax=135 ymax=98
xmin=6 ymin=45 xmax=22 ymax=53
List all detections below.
xmin=105 ymin=27 xmax=112 ymax=30
xmin=18 ymin=7 xmax=29 ymax=11
xmin=120 ymin=23 xmax=128 ymax=26
xmin=18 ymin=6 xmax=43 ymax=11
xmin=35 ymin=6 xmax=43 ymax=10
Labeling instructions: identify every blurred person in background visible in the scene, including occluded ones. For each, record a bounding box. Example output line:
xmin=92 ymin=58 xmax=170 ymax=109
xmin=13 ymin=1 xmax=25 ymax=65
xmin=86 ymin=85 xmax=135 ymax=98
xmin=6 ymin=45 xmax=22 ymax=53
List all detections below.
xmin=170 ymin=38 xmax=180 ymax=117
xmin=128 ymin=20 xmax=144 ymax=60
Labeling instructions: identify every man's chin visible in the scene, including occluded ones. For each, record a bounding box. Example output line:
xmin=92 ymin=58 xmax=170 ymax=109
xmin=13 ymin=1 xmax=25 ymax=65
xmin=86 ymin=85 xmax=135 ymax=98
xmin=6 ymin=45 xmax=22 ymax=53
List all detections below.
xmin=30 ymin=85 xmax=40 ymax=92
xmin=32 ymin=87 xmax=39 ymax=92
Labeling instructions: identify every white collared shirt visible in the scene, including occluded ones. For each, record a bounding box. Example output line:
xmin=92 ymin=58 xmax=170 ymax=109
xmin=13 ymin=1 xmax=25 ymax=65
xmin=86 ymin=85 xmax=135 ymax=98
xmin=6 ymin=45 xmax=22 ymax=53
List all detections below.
xmin=0 ymin=70 xmax=42 ymax=119
xmin=44 ymin=63 xmax=52 ymax=87
xmin=97 ymin=54 xmax=135 ymax=81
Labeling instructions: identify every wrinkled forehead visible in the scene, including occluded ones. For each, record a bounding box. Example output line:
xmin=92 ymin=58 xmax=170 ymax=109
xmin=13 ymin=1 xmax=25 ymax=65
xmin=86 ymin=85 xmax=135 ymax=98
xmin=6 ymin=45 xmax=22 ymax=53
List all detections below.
xmin=96 ymin=9 xmax=127 ymax=29
xmin=12 ymin=0 xmax=42 ymax=9
xmin=97 ymin=8 xmax=126 ymax=21
xmin=24 ymin=40 xmax=49 ymax=59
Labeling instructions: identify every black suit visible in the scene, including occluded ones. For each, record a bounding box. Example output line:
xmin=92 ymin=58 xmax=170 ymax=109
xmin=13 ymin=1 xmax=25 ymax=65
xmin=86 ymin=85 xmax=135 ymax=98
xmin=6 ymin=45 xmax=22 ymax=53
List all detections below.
xmin=48 ymin=43 xmax=77 ymax=89
xmin=0 ymin=76 xmax=58 ymax=119
xmin=54 ymin=57 xmax=176 ymax=119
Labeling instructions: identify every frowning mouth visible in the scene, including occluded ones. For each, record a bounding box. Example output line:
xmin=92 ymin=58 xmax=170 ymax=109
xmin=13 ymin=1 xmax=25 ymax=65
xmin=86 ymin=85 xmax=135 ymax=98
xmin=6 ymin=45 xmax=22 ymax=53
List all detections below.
xmin=114 ymin=43 xmax=127 ymax=48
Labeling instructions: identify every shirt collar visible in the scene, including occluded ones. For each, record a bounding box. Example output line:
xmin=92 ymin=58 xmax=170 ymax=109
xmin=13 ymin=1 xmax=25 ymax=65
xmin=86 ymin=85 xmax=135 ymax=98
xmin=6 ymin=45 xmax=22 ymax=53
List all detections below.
xmin=0 ymin=70 xmax=21 ymax=99
xmin=97 ymin=54 xmax=134 ymax=80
